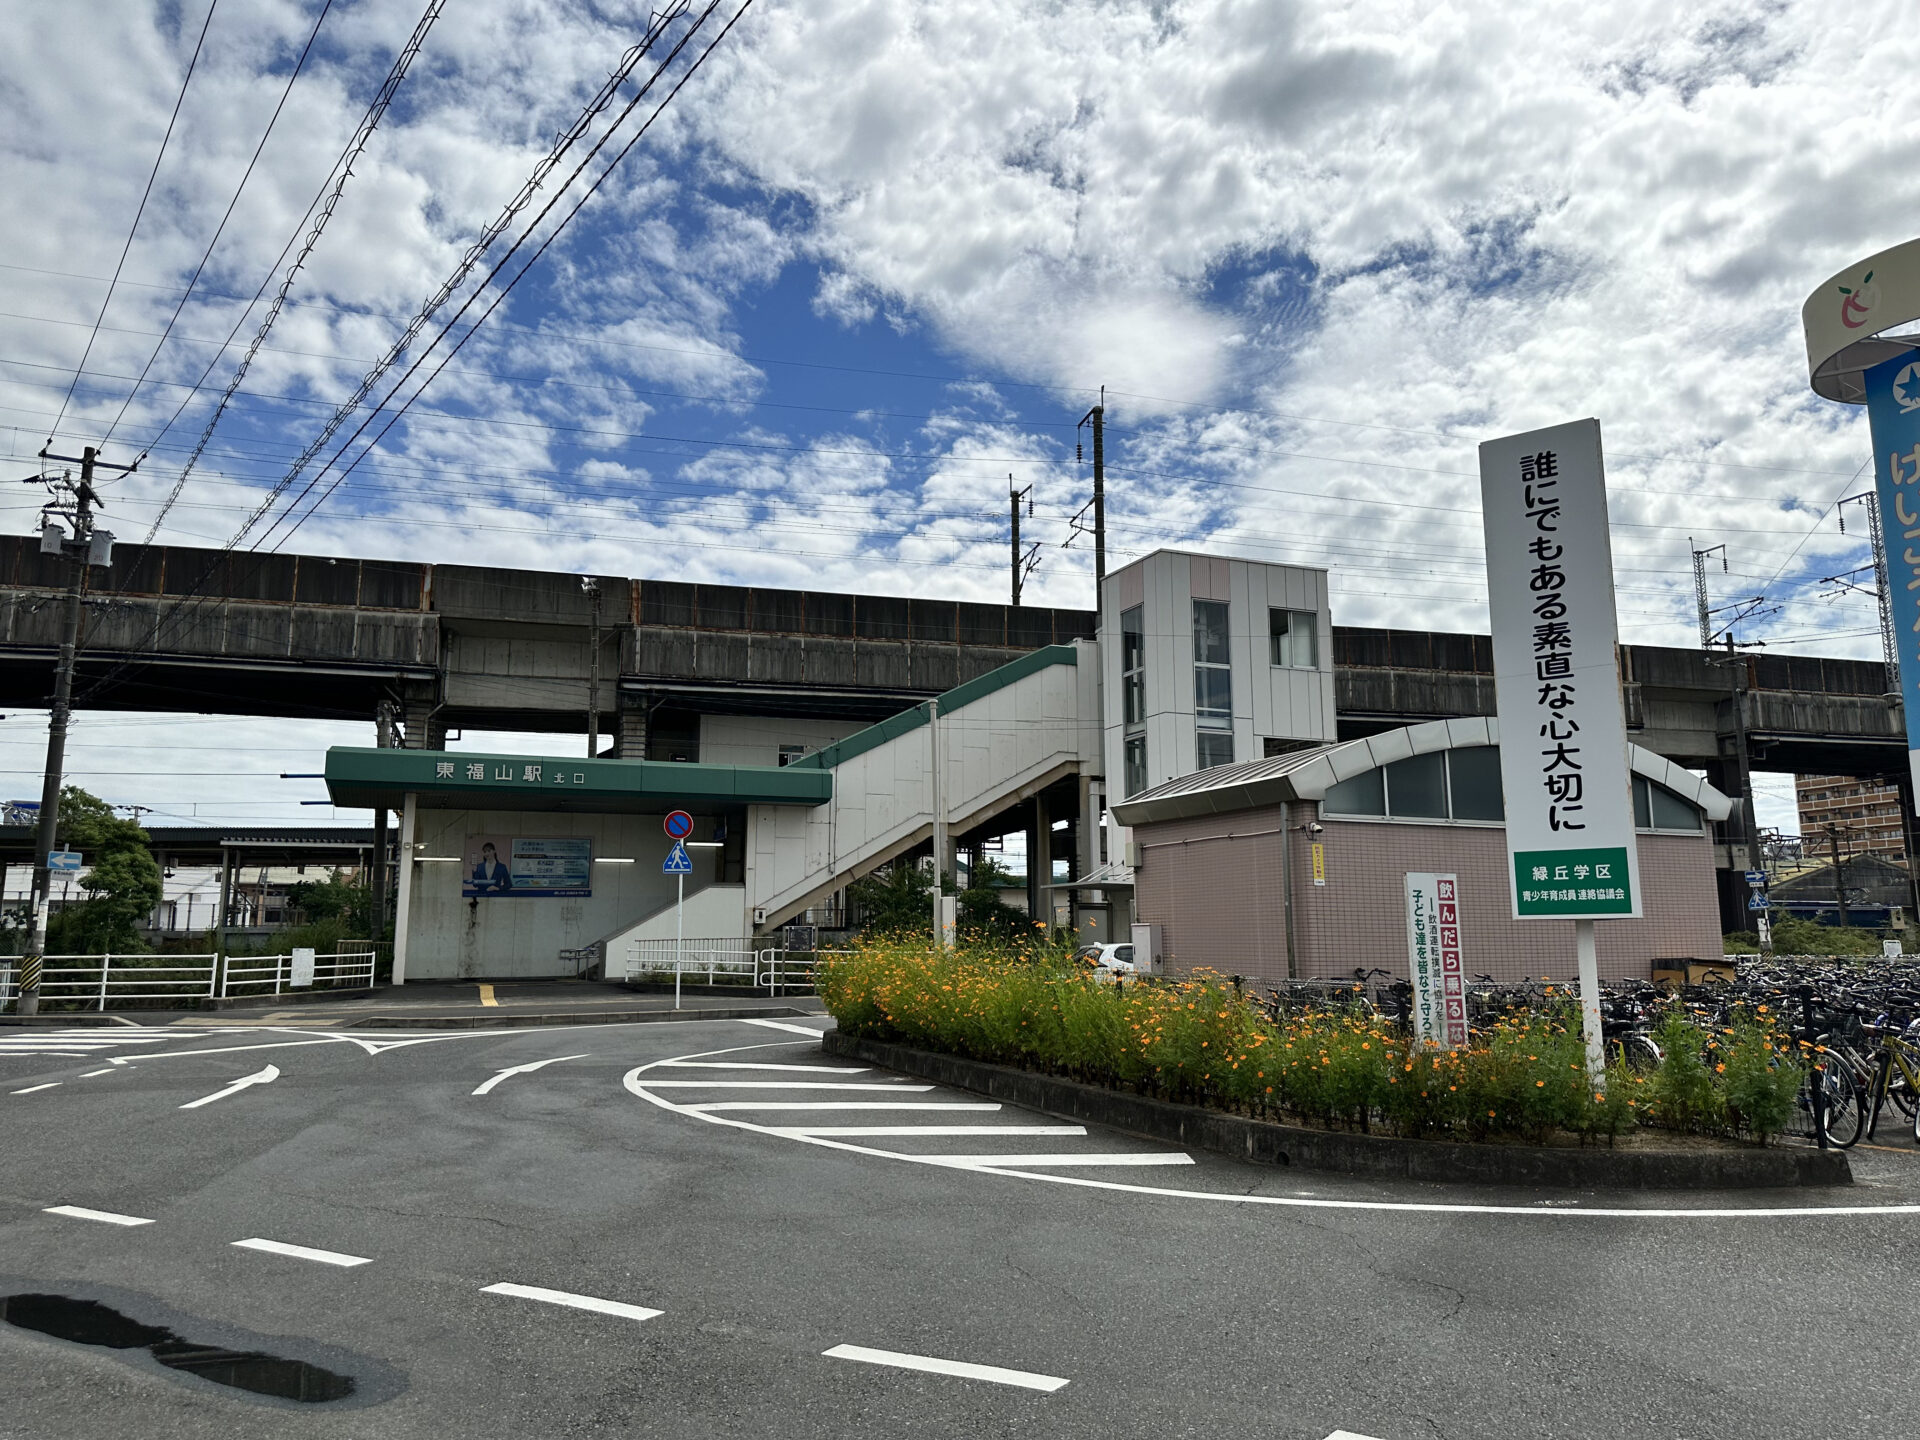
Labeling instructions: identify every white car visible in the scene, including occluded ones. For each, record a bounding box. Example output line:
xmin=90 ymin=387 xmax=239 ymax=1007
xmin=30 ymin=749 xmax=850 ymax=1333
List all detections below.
xmin=1076 ymin=942 xmax=1138 ymax=975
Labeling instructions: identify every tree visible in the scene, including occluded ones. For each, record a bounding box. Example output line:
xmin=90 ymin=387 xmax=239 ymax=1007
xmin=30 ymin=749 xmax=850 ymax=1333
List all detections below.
xmin=286 ymin=872 xmax=369 ymax=930
xmin=848 ymin=860 xmax=935 ymax=936
xmin=44 ymin=786 xmax=162 ymax=954
xmin=957 ymin=855 xmax=1026 ymax=941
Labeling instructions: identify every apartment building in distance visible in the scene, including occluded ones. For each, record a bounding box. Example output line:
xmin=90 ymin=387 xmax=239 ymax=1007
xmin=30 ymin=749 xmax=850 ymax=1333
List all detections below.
xmin=1796 ymin=774 xmax=1908 ymax=858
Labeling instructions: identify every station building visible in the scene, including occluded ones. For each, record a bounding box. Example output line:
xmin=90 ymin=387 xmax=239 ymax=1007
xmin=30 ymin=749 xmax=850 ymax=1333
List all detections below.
xmin=321 ymin=548 xmax=1729 ymax=984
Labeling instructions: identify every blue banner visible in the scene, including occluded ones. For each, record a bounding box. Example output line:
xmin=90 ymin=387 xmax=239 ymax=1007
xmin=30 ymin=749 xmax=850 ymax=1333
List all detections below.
xmin=1866 ymin=351 xmax=1920 ymax=783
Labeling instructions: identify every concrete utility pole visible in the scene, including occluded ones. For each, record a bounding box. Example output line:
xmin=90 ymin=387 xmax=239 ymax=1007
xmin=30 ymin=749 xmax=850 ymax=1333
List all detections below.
xmin=16 ymin=445 xmax=128 ymax=1015
xmin=1090 ymin=392 xmax=1105 ymax=586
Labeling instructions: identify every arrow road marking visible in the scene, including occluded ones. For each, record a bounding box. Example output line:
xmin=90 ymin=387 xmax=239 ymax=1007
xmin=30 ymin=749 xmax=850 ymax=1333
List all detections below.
xmin=471 ymin=1053 xmax=589 ymax=1096
xmin=179 ymin=1064 xmax=279 ymax=1109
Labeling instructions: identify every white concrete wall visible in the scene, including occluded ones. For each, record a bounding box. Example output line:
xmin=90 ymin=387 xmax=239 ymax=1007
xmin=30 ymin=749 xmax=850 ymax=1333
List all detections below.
xmin=1100 ymin=549 xmax=1334 ymax=804
xmin=746 ymin=643 xmax=1099 ymax=925
xmin=401 ymin=808 xmax=732 ymax=980
xmin=698 ymin=715 xmax=849 ymax=768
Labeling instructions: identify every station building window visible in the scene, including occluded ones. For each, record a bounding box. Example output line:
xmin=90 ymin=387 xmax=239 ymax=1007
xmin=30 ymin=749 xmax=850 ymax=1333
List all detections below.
xmin=1193 ymin=599 xmax=1233 ymax=770
xmin=1269 ymin=608 xmax=1318 ymax=669
xmin=1322 ymin=745 xmax=1701 ymax=831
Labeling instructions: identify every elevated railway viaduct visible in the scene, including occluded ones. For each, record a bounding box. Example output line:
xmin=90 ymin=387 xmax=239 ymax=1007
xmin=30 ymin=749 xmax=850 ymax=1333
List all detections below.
xmin=0 ymin=534 xmax=1906 ymax=928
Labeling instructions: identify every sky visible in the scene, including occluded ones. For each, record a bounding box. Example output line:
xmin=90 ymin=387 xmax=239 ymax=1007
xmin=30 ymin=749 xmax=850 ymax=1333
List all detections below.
xmin=3 ymin=0 xmax=1917 ymax=834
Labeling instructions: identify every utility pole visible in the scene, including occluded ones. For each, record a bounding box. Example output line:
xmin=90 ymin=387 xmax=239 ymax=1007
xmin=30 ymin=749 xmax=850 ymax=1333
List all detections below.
xmin=1069 ymin=388 xmax=1108 ymax=599
xmin=15 ymin=445 xmax=129 ymax=1016
xmin=1826 ymin=823 xmax=1852 ymax=930
xmin=1009 ymin=476 xmax=1037 ymax=606
xmin=370 ymin=699 xmax=396 ymax=950
xmin=583 ymin=576 xmax=601 ymax=759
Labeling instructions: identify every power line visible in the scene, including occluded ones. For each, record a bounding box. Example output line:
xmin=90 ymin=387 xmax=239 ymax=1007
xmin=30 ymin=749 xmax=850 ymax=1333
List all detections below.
xmin=139 ymin=0 xmax=450 ymax=538
xmin=261 ymin=0 xmax=749 ymax=555
xmin=103 ymin=0 xmax=337 ymax=449
xmin=46 ymin=0 xmax=222 ymax=445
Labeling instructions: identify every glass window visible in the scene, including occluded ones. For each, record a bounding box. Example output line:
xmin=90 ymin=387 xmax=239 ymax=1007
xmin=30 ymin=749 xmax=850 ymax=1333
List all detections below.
xmin=1121 ymin=606 xmax=1145 ymax=727
xmin=1193 ymin=599 xmax=1230 ymax=665
xmin=1194 ymin=667 xmax=1233 ymax=728
xmin=1631 ymin=774 xmax=1653 ymax=829
xmin=1124 ymin=733 xmax=1148 ymax=798
xmin=1323 ymin=766 xmax=1385 ymax=816
xmin=1269 ymin=608 xmax=1319 ymax=668
xmin=1447 ymin=746 xmax=1504 ymax=822
xmin=1193 ymin=600 xmax=1232 ymax=732
xmin=1197 ymin=728 xmax=1235 ymax=770
xmin=1386 ymin=752 xmax=1448 ymax=819
xmin=1649 ymin=783 xmax=1701 ymax=831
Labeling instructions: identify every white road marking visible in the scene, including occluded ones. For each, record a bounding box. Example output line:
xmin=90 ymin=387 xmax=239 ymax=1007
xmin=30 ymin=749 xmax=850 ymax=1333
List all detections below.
xmin=4 ymin=1052 xmax=89 ymax=1059
xmin=471 ymin=1053 xmax=590 ymax=1096
xmin=10 ymin=1082 xmax=61 ymax=1094
xmin=80 ymin=1068 xmax=117 ymax=1078
xmin=823 ymin=1343 xmax=1069 ymax=1393
xmin=480 ymin=1282 xmax=662 ymax=1322
xmin=231 ymin=1237 xmax=371 ymax=1267
xmin=659 ymin=1061 xmax=869 ymax=1073
xmin=44 ymin=1204 xmax=155 ymax=1226
xmin=735 ymin=1018 xmax=831 ymax=1037
xmin=1325 ymin=1431 xmax=1386 ymax=1439
xmin=179 ymin=1064 xmax=279 ymax=1109
xmin=773 ymin=1125 xmax=1088 ymax=1137
xmin=687 ymin=1101 xmax=1001 ymax=1112
xmin=627 ymin=1044 xmax=1920 ymax=1221
xmin=928 ymin=1152 xmax=1195 ymax=1168
xmin=636 ymin=1081 xmax=930 ymax=1091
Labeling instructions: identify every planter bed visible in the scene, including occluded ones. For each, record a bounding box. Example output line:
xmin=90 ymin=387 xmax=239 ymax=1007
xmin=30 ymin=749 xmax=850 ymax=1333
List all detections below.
xmin=823 ymin=1031 xmax=1852 ymax=1190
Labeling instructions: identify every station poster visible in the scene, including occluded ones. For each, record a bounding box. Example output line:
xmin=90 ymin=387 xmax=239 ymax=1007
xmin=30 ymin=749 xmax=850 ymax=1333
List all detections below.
xmin=462 ymin=835 xmax=592 ymax=898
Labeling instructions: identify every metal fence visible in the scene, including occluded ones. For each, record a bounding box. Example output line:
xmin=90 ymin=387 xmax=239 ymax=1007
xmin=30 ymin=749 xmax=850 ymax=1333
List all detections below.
xmin=0 ymin=944 xmax=379 ymax=1011
xmin=622 ymin=939 xmax=818 ymax=995
xmin=219 ymin=947 xmax=378 ymax=998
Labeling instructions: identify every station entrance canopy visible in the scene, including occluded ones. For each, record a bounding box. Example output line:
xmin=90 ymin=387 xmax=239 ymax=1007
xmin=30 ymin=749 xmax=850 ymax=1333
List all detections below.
xmin=323 ymin=747 xmax=832 ymax=814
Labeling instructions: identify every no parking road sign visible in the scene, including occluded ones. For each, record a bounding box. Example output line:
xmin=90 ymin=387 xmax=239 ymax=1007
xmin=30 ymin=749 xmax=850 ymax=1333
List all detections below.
xmin=663 ymin=810 xmax=694 ymax=840
xmin=662 ymin=842 xmax=693 ymax=875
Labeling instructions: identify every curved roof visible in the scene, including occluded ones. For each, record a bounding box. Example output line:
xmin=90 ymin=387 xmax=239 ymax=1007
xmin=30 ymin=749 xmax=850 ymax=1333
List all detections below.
xmin=1108 ymin=718 xmax=1733 ymax=827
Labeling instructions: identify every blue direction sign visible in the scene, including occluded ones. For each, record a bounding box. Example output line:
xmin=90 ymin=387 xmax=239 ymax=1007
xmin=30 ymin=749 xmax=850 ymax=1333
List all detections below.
xmin=1745 ymin=871 xmax=1767 ymax=887
xmin=662 ymin=841 xmax=693 ymax=875
xmin=46 ymin=850 xmax=81 ymax=873
xmin=664 ymin=810 xmax=694 ymax=840
xmin=1749 ymin=894 xmax=1772 ymax=911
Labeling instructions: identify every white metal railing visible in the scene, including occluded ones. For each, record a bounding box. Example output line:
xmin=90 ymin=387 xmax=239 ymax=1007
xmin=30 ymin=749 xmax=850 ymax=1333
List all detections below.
xmin=219 ymin=947 xmax=377 ymax=998
xmin=625 ymin=939 xmax=762 ymax=986
xmin=14 ymin=954 xmax=219 ymax=1010
xmin=758 ymin=952 xmax=817 ymax=995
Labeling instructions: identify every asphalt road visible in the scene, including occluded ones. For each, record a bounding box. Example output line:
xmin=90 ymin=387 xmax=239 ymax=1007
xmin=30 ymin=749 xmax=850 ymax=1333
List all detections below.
xmin=2 ymin=1013 xmax=1917 ymax=1439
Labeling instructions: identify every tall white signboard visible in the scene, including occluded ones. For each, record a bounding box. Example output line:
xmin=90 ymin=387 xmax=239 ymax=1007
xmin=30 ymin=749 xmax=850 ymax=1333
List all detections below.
xmin=1479 ymin=419 xmax=1640 ymax=921
xmin=1480 ymin=418 xmax=1637 ymax=1077
xmin=1404 ymin=873 xmax=1467 ymax=1049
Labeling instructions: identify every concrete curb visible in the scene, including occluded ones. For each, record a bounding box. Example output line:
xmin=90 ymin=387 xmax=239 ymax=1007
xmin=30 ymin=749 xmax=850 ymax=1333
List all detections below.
xmin=351 ymin=1005 xmax=825 ymax=1030
xmin=824 ymin=1032 xmax=1854 ymax=1190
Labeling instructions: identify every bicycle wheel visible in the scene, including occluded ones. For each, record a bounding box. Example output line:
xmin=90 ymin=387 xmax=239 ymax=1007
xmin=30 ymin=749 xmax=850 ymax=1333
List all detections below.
xmin=1818 ymin=1068 xmax=1866 ymax=1149
xmin=1616 ymin=1034 xmax=1661 ymax=1074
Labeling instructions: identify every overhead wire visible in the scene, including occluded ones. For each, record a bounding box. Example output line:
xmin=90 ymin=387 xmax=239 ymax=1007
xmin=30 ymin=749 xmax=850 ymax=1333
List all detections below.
xmin=45 ymin=0 xmax=222 ymax=447
xmin=102 ymin=0 xmax=337 ymax=449
xmin=138 ymin=0 xmax=450 ymax=539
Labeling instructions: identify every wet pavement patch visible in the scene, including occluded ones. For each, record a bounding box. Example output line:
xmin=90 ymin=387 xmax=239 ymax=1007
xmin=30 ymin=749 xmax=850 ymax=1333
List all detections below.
xmin=2 ymin=1293 xmax=355 ymax=1402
